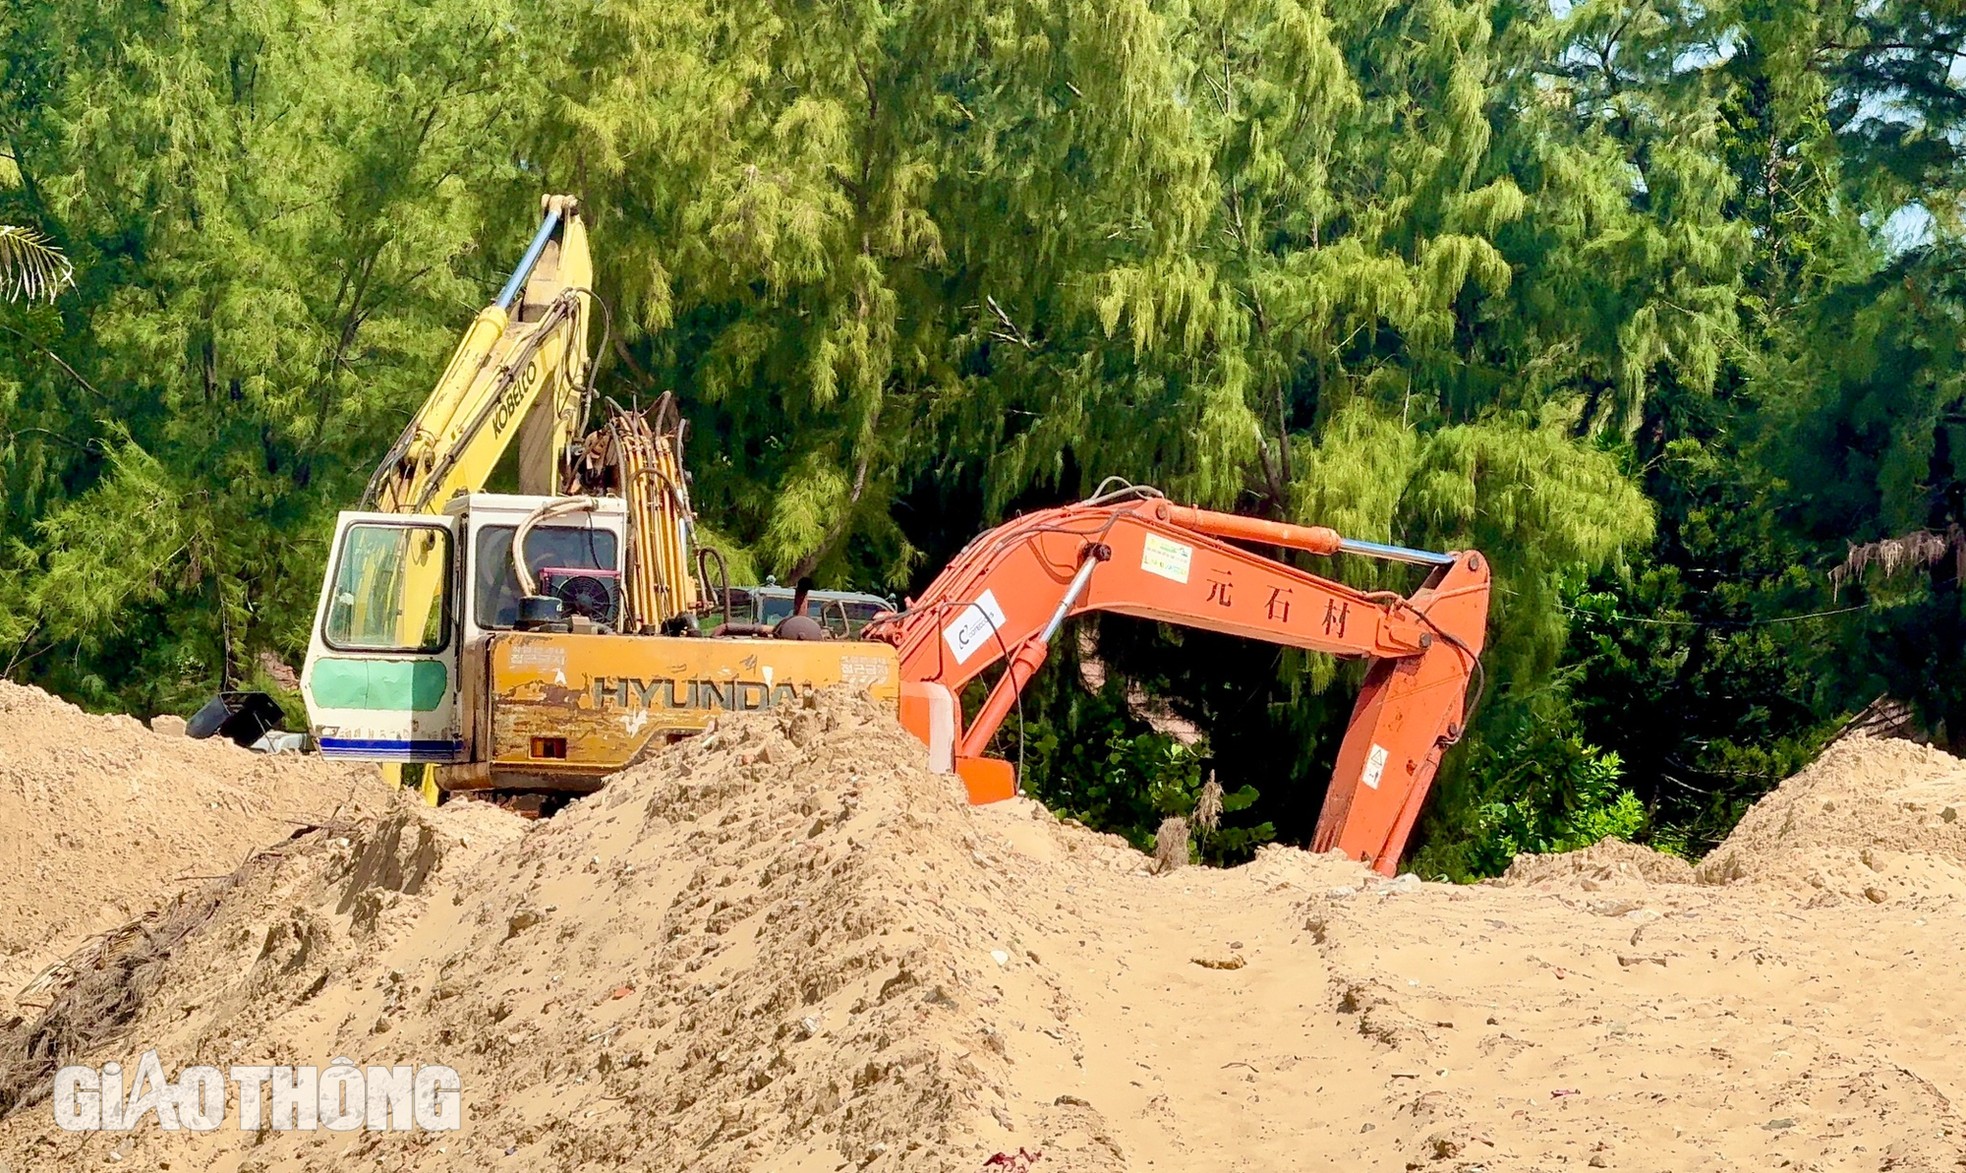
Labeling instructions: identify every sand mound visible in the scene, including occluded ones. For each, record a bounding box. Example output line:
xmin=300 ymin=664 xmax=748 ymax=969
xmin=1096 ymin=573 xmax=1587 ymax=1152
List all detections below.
xmin=0 ymin=682 xmax=384 ymax=1013
xmin=0 ymin=795 xmax=513 ymax=1119
xmin=1696 ymin=738 xmax=1966 ymax=905
xmin=6 ymin=690 xmax=1966 ymax=1171
xmin=1499 ymin=837 xmax=1695 ymax=888
xmin=0 ymin=693 xmax=1130 ymax=1171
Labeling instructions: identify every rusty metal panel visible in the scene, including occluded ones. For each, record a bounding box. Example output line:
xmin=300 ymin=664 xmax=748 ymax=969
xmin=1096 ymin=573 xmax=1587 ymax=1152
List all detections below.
xmin=485 ymin=633 xmax=900 ymax=780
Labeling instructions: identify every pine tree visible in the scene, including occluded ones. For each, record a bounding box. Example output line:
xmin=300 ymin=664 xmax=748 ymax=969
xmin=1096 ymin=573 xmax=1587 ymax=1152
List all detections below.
xmin=7 ymin=0 xmax=1954 ymax=875
xmin=1547 ymin=0 xmax=1966 ymax=847
xmin=0 ymin=0 xmax=539 ymax=710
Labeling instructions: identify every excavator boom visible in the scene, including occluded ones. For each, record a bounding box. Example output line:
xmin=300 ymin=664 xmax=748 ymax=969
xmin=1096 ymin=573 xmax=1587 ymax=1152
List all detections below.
xmin=366 ymin=195 xmax=593 ymax=515
xmin=865 ymin=488 xmax=1491 ymax=875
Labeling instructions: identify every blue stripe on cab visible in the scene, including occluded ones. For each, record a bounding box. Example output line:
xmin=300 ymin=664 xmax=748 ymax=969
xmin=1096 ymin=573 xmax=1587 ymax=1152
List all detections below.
xmin=317 ymin=737 xmax=465 ymax=761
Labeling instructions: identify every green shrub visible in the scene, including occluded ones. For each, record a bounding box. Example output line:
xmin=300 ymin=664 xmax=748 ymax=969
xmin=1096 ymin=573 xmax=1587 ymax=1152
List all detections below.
xmin=1015 ymin=679 xmax=1275 ymax=866
xmin=1413 ymin=704 xmax=1647 ymax=881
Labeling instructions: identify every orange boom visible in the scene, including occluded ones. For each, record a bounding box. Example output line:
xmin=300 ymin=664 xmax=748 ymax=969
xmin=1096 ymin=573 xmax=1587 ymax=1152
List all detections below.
xmin=864 ymin=484 xmax=1491 ymax=876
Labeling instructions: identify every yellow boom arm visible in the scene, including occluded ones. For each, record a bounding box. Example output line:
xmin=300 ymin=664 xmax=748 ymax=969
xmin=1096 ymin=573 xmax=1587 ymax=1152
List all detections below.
xmin=366 ymin=195 xmax=593 ymax=515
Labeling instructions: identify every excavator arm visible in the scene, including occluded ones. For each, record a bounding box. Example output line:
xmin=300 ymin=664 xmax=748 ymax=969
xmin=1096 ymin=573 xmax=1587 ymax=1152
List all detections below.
xmin=365 ymin=195 xmax=593 ymax=515
xmin=865 ymin=489 xmax=1491 ymax=875
xmin=300 ymin=195 xmax=599 ymax=791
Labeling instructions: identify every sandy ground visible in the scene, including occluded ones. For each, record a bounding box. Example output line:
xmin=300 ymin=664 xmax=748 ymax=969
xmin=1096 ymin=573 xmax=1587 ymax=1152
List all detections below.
xmin=1 ymin=686 xmax=1963 ymax=1171
xmin=0 ymin=681 xmax=384 ymax=1013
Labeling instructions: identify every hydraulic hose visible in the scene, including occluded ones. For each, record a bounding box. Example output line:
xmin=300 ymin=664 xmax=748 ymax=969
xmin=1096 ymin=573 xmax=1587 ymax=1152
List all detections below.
xmin=512 ymin=496 xmax=602 ymax=598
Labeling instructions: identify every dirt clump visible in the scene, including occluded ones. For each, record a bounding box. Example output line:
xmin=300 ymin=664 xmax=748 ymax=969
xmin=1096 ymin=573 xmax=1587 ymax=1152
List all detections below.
xmin=1499 ymin=836 xmax=1695 ymax=888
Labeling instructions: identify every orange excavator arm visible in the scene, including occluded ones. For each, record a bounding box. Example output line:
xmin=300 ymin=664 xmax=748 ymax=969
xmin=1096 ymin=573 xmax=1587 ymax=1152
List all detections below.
xmin=864 ymin=487 xmax=1491 ymax=875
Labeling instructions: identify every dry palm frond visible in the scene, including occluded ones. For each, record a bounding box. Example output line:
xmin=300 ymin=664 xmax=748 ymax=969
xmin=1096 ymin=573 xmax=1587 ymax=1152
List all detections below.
xmin=1192 ymin=773 xmax=1224 ymax=838
xmin=1151 ymin=816 xmax=1189 ymax=874
xmin=0 ymin=225 xmax=74 ymax=302
xmin=1833 ymin=696 xmax=1925 ymax=745
xmin=1830 ymin=526 xmax=1966 ymax=600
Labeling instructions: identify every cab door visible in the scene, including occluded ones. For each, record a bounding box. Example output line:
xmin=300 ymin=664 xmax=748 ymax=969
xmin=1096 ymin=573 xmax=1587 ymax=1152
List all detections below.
xmin=300 ymin=512 xmax=466 ymax=762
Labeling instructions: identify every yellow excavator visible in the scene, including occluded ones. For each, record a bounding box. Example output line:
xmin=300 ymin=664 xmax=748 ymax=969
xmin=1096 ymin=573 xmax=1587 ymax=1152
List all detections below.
xmin=298 ymin=197 xmax=900 ymax=810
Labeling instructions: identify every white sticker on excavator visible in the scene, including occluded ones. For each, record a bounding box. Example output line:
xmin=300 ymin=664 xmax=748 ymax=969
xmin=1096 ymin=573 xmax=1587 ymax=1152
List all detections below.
xmin=1361 ymin=744 xmax=1389 ymax=790
xmin=943 ymin=590 xmax=1010 ymax=666
xmin=1140 ymin=533 xmax=1193 ymax=583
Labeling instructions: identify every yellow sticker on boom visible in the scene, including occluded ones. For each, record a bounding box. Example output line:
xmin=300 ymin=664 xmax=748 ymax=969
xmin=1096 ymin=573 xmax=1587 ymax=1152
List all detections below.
xmin=1141 ymin=533 xmax=1194 ymax=584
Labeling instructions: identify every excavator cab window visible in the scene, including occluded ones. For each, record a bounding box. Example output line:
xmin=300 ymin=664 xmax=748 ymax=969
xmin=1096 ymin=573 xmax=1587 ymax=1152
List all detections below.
xmin=704 ymin=586 xmax=755 ymax=630
xmin=473 ymin=524 xmax=620 ymax=630
xmin=322 ymin=523 xmax=453 ymax=653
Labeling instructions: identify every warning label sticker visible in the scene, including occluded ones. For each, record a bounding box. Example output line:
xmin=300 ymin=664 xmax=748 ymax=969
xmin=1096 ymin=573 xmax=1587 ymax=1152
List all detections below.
xmin=838 ymin=655 xmax=893 ymax=687
xmin=504 ymin=643 xmax=567 ymax=671
xmin=1140 ymin=534 xmax=1193 ymax=584
xmin=1360 ymin=744 xmax=1389 ymax=790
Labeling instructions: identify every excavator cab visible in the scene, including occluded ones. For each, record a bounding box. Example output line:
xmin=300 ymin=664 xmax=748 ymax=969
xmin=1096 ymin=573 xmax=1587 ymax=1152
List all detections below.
xmin=301 ymin=512 xmax=465 ymax=761
xmin=301 ymin=493 xmax=632 ymax=765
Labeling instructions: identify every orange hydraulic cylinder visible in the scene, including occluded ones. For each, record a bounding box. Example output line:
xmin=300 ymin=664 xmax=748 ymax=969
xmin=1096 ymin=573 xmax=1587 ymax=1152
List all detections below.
xmin=958 ymin=639 xmax=1052 ymax=760
xmin=1156 ymin=503 xmax=1342 ymax=556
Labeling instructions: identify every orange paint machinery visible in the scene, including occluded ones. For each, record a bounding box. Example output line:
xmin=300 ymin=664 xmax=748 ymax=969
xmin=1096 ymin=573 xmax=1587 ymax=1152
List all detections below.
xmin=864 ymin=482 xmax=1491 ymax=875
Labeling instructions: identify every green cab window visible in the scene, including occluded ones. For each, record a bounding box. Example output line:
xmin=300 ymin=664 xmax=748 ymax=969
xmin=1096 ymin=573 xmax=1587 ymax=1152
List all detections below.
xmin=323 ymin=524 xmax=453 ymax=653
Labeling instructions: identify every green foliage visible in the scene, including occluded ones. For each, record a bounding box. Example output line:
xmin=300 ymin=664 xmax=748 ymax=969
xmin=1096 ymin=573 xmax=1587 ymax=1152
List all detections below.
xmin=1412 ymin=698 xmax=1646 ymax=883
xmin=1559 ymin=400 xmax=1846 ymax=851
xmin=1013 ymin=657 xmax=1275 ymax=865
xmin=0 ymin=0 xmax=538 ymax=711
xmin=16 ymin=436 xmax=189 ymax=649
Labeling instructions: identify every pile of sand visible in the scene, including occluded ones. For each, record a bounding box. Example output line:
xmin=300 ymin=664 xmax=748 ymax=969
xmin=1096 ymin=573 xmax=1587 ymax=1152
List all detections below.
xmin=3 ymin=685 xmax=1965 ymax=1171
xmin=0 ymin=692 xmax=1131 ymax=1171
xmin=1498 ymin=836 xmax=1695 ymax=889
xmin=0 ymin=682 xmax=384 ymax=1014
xmin=1696 ymin=738 xmax=1966 ymax=905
